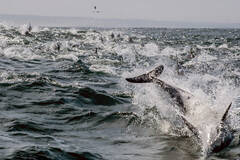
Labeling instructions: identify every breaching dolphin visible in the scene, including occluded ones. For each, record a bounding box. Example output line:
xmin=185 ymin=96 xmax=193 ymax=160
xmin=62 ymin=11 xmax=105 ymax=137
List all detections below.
xmin=126 ymin=65 xmax=186 ymax=114
xmin=126 ymin=65 xmax=235 ymax=155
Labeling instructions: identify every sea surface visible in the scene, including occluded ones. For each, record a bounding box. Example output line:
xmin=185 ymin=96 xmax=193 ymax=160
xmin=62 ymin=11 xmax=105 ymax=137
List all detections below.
xmin=0 ymin=24 xmax=240 ymax=160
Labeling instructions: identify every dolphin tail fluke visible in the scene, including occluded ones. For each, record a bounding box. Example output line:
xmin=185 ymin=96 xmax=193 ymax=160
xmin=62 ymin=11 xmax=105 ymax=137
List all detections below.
xmin=126 ymin=65 xmax=164 ymax=83
xmin=221 ymin=102 xmax=232 ymax=122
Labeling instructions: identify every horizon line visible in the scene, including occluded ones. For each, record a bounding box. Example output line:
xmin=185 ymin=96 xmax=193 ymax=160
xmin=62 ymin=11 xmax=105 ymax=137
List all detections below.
xmin=0 ymin=14 xmax=240 ymax=29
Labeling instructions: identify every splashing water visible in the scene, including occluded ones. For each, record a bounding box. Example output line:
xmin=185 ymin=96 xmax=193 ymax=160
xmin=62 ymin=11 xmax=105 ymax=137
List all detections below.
xmin=0 ymin=23 xmax=240 ymax=159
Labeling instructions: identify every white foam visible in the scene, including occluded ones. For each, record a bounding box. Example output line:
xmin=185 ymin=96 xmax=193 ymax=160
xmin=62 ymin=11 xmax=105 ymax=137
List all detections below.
xmin=139 ymin=43 xmax=159 ymax=57
xmin=19 ymin=24 xmax=31 ymax=35
xmin=56 ymin=53 xmax=79 ymax=62
xmin=218 ymin=44 xmax=228 ymax=49
xmin=160 ymin=47 xmax=180 ymax=56
xmin=42 ymin=27 xmax=50 ymax=32
xmin=89 ymin=64 xmax=116 ymax=75
xmin=0 ymin=22 xmax=13 ymax=30
xmin=3 ymin=46 xmax=41 ymax=60
xmin=196 ymin=44 xmax=216 ymax=50
xmin=0 ymin=71 xmax=22 ymax=83
xmin=122 ymin=60 xmax=239 ymax=153
xmin=184 ymin=50 xmax=217 ymax=66
xmin=117 ymin=46 xmax=136 ymax=64
xmin=68 ymin=28 xmax=78 ymax=35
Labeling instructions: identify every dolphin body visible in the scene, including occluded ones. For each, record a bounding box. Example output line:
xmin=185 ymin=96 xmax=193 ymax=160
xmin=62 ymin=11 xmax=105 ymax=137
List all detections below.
xmin=126 ymin=65 xmax=235 ymax=155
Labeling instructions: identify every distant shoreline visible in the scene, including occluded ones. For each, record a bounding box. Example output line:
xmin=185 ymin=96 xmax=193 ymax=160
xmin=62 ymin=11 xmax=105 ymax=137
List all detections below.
xmin=0 ymin=14 xmax=240 ymax=29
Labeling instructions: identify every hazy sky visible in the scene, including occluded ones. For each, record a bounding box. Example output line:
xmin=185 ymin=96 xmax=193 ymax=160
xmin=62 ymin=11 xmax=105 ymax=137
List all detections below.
xmin=2 ymin=0 xmax=240 ymax=23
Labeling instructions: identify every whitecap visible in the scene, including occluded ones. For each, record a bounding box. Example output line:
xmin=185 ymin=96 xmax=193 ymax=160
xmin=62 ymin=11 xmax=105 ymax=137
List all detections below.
xmin=218 ymin=44 xmax=228 ymax=49
xmin=3 ymin=46 xmax=41 ymax=60
xmin=139 ymin=43 xmax=159 ymax=57
xmin=161 ymin=47 xmax=180 ymax=56
xmin=56 ymin=53 xmax=79 ymax=62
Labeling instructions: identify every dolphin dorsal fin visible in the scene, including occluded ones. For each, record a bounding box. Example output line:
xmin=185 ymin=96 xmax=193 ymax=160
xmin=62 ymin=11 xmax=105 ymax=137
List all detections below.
xmin=126 ymin=65 xmax=164 ymax=83
xmin=221 ymin=102 xmax=232 ymax=122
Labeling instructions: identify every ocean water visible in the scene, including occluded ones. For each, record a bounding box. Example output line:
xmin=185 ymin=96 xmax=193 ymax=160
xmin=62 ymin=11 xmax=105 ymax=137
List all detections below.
xmin=0 ymin=24 xmax=240 ymax=160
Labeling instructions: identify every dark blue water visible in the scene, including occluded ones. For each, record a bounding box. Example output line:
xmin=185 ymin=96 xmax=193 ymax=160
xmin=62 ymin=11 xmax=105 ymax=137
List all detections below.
xmin=0 ymin=24 xmax=240 ymax=159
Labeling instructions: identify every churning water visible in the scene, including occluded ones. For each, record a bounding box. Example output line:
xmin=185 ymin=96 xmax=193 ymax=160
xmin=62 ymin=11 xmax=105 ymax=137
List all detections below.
xmin=0 ymin=24 xmax=240 ymax=159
